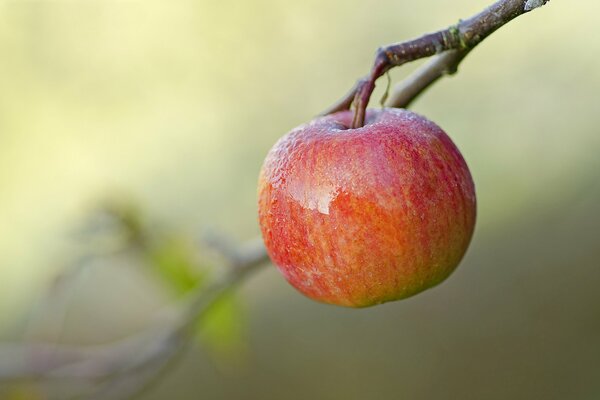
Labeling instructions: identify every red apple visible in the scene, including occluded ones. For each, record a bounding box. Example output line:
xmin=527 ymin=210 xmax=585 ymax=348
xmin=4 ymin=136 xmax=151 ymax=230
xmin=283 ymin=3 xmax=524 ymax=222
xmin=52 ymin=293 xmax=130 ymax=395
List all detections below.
xmin=258 ymin=108 xmax=476 ymax=307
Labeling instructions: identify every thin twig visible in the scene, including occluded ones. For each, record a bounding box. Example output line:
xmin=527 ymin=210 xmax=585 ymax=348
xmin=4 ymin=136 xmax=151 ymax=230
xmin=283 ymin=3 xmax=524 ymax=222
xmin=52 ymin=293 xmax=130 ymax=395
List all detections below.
xmin=319 ymin=79 xmax=364 ymax=116
xmin=386 ymin=49 xmax=468 ymax=108
xmin=324 ymin=0 xmax=550 ymax=127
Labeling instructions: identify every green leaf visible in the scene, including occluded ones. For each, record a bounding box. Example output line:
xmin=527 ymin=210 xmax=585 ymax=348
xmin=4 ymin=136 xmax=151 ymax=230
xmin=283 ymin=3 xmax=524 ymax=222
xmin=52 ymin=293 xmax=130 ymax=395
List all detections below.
xmin=3 ymin=384 xmax=42 ymax=400
xmin=148 ymin=236 xmax=205 ymax=295
xmin=197 ymin=291 xmax=246 ymax=364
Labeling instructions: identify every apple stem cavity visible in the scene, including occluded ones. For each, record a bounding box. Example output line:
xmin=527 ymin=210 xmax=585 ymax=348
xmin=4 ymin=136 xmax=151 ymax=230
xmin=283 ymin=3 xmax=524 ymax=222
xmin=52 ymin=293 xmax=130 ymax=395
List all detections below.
xmin=323 ymin=0 xmax=551 ymax=128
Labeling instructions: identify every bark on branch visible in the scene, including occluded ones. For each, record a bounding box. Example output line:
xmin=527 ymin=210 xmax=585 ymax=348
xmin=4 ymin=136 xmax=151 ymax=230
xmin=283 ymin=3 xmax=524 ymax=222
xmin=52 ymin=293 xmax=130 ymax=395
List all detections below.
xmin=323 ymin=0 xmax=550 ymax=127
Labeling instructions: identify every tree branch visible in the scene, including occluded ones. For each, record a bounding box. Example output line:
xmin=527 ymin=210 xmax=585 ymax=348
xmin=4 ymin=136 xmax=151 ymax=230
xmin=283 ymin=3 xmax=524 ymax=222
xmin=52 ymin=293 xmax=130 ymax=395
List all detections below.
xmin=0 ymin=239 xmax=269 ymax=400
xmin=386 ymin=49 xmax=468 ymax=108
xmin=325 ymin=0 xmax=550 ymax=127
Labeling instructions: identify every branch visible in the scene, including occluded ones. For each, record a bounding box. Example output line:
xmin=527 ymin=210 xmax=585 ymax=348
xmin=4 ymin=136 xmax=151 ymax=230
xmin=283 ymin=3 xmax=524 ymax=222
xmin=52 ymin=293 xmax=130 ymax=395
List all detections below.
xmin=82 ymin=239 xmax=268 ymax=400
xmin=0 ymin=239 xmax=269 ymax=400
xmin=325 ymin=0 xmax=550 ymax=127
xmin=386 ymin=49 xmax=468 ymax=108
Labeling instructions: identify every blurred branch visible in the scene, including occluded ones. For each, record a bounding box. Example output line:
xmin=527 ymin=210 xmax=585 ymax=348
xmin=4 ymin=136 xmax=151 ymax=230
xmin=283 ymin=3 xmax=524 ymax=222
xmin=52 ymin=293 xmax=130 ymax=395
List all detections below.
xmin=0 ymin=237 xmax=268 ymax=400
xmin=80 ymin=237 xmax=268 ymax=400
xmin=323 ymin=0 xmax=550 ymax=127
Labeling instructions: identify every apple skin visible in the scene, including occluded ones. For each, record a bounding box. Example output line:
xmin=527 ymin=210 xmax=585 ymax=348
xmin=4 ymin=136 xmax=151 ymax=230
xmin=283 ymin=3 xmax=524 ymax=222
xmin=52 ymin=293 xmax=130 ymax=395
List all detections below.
xmin=258 ymin=108 xmax=476 ymax=307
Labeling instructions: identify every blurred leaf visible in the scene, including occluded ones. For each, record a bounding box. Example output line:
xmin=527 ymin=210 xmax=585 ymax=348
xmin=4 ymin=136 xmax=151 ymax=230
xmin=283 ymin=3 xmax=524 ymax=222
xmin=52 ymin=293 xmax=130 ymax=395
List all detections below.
xmin=3 ymin=384 xmax=43 ymax=400
xmin=148 ymin=236 xmax=205 ymax=295
xmin=197 ymin=291 xmax=246 ymax=365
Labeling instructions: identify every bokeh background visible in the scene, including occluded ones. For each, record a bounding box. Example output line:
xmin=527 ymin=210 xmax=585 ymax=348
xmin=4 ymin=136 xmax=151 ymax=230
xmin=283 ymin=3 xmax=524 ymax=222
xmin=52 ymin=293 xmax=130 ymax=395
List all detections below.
xmin=1 ymin=0 xmax=599 ymax=399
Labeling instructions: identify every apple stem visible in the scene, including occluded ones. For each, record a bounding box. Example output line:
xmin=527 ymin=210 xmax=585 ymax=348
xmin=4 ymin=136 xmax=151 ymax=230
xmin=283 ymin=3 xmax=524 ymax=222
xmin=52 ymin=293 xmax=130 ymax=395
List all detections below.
xmin=325 ymin=0 xmax=551 ymax=127
xmin=351 ymin=51 xmax=390 ymax=128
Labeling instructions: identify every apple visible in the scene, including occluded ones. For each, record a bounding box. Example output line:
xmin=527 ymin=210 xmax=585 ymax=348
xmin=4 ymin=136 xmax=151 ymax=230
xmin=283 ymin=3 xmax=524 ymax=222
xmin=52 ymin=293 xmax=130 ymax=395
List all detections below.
xmin=258 ymin=108 xmax=476 ymax=307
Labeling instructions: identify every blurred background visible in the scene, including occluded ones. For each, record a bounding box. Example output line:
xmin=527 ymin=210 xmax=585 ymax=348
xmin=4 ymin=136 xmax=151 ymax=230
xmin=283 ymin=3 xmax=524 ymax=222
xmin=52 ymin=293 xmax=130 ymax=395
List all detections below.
xmin=1 ymin=0 xmax=599 ymax=398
